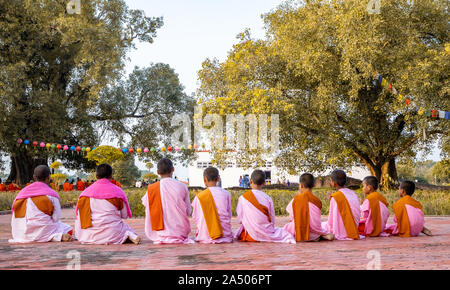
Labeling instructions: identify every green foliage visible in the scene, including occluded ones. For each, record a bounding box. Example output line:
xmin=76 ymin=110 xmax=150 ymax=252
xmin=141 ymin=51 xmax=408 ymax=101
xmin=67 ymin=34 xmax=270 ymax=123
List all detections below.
xmin=197 ymin=0 xmax=449 ymax=189
xmin=1 ymin=187 xmax=448 ymax=216
xmin=141 ymin=172 xmax=158 ymax=181
xmin=112 ymin=157 xmax=141 ymax=186
xmin=86 ymin=145 xmax=124 ymax=165
xmin=430 ymin=159 xmax=450 ymax=184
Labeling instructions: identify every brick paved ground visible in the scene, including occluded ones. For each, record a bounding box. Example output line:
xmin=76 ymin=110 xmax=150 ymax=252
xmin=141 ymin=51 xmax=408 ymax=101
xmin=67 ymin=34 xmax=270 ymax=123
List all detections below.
xmin=0 ymin=209 xmax=448 ymax=270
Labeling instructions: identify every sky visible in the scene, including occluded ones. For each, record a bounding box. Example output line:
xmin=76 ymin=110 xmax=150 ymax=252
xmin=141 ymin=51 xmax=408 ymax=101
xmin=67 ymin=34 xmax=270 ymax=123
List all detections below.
xmin=122 ymin=0 xmax=286 ymax=178
xmin=124 ymin=0 xmax=284 ymax=95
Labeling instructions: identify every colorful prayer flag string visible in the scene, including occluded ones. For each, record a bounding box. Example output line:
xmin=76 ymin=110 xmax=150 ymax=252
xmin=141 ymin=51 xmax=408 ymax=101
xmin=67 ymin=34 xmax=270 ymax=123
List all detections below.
xmin=372 ymin=69 xmax=449 ymax=120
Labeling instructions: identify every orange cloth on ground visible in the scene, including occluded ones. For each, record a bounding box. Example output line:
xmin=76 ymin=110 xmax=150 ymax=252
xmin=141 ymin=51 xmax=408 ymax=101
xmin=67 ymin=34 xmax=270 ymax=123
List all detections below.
xmin=237 ymin=229 xmax=257 ymax=242
xmin=13 ymin=196 xmax=54 ymax=218
xmin=0 ymin=184 xmax=6 ymax=191
xmin=76 ymin=181 xmax=85 ymax=191
xmin=331 ymin=190 xmax=359 ymax=240
xmin=77 ymin=196 xmax=92 ymax=229
xmin=366 ymin=191 xmax=389 ymax=237
xmin=147 ymin=181 xmax=164 ymax=231
xmin=292 ymin=190 xmax=322 ymax=242
xmin=392 ymin=195 xmax=423 ymax=237
xmin=197 ymin=188 xmax=223 ymax=239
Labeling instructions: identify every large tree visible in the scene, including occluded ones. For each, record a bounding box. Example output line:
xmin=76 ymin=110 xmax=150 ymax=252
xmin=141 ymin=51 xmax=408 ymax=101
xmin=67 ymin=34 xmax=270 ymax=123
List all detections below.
xmin=0 ymin=0 xmax=193 ymax=185
xmin=197 ymin=0 xmax=449 ymax=189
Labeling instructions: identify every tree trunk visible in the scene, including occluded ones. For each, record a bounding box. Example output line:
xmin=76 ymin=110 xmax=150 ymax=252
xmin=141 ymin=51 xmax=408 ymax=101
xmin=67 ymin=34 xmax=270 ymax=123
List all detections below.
xmin=364 ymin=158 xmax=399 ymax=190
xmin=7 ymin=150 xmax=47 ymax=186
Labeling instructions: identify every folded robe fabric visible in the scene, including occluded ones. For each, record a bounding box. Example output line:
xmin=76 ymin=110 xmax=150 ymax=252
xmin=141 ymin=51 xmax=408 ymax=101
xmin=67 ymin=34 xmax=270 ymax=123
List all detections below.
xmin=12 ymin=182 xmax=59 ymax=218
xmin=196 ymin=188 xmax=223 ymax=239
xmin=147 ymin=181 xmax=164 ymax=231
xmin=330 ymin=191 xmax=360 ymax=240
xmin=292 ymin=190 xmax=322 ymax=242
xmin=366 ymin=192 xmax=389 ymax=237
xmin=392 ymin=195 xmax=423 ymax=237
xmin=76 ymin=178 xmax=132 ymax=229
xmin=242 ymin=190 xmax=272 ymax=223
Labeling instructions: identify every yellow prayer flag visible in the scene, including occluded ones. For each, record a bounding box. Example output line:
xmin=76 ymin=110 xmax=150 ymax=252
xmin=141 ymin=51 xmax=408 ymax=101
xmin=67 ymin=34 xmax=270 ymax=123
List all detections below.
xmin=381 ymin=79 xmax=387 ymax=87
xmin=397 ymin=94 xmax=404 ymax=102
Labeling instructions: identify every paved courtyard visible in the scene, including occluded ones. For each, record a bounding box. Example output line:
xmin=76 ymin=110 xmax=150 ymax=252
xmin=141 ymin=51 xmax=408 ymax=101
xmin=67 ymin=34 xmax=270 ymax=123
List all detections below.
xmin=0 ymin=209 xmax=448 ymax=270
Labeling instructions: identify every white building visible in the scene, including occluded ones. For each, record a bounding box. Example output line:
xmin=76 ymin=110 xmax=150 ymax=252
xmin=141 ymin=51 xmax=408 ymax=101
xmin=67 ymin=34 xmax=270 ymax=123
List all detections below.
xmin=187 ymin=151 xmax=371 ymax=188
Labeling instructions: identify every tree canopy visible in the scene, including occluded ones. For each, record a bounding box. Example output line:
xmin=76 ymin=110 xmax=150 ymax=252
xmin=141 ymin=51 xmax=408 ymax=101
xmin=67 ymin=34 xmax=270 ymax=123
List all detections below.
xmin=0 ymin=0 xmax=194 ymax=184
xmin=197 ymin=0 xmax=449 ymax=189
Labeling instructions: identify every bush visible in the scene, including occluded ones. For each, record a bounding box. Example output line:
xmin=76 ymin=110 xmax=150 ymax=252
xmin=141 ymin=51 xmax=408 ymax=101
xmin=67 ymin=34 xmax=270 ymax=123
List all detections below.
xmin=1 ymin=187 xmax=448 ymax=217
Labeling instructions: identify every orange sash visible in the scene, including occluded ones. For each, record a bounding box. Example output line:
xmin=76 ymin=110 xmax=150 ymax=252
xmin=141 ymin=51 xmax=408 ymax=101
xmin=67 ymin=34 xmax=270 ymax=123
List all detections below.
xmin=292 ymin=191 xmax=322 ymax=242
xmin=242 ymin=190 xmax=271 ymax=223
xmin=78 ymin=196 xmax=92 ymax=229
xmin=331 ymin=191 xmax=359 ymax=239
xmin=13 ymin=196 xmax=54 ymax=218
xmin=366 ymin=192 xmax=389 ymax=237
xmin=197 ymin=188 xmax=223 ymax=239
xmin=393 ymin=195 xmax=422 ymax=237
xmin=147 ymin=181 xmax=164 ymax=231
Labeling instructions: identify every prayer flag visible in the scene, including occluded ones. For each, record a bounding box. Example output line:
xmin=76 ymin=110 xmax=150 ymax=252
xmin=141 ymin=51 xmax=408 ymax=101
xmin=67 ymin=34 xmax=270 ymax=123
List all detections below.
xmin=438 ymin=110 xmax=445 ymax=119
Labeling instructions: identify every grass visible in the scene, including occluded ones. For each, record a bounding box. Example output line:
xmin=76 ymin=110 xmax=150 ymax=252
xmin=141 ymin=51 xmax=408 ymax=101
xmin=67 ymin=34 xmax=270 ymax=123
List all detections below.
xmin=1 ymin=187 xmax=449 ymax=217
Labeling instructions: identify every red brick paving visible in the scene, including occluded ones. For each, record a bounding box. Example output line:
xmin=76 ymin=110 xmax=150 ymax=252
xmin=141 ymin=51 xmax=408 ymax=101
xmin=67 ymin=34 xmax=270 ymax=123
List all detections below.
xmin=0 ymin=209 xmax=448 ymax=270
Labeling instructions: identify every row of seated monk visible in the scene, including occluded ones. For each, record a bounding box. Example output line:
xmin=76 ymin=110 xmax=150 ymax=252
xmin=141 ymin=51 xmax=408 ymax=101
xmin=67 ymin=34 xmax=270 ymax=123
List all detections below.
xmin=1 ymin=178 xmax=122 ymax=192
xmin=8 ymin=159 xmax=432 ymax=245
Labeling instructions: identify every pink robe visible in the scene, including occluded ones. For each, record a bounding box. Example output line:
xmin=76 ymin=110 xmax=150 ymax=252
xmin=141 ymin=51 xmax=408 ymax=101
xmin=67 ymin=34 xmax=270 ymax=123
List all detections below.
xmin=360 ymin=199 xmax=390 ymax=237
xmin=385 ymin=204 xmax=425 ymax=237
xmin=234 ymin=189 xmax=296 ymax=244
xmin=74 ymin=198 xmax=138 ymax=244
xmin=283 ymin=199 xmax=328 ymax=241
xmin=321 ymin=188 xmax=365 ymax=240
xmin=74 ymin=179 xmax=137 ymax=245
xmin=192 ymin=187 xmax=233 ymax=243
xmin=9 ymin=182 xmax=72 ymax=243
xmin=141 ymin=177 xmax=194 ymax=244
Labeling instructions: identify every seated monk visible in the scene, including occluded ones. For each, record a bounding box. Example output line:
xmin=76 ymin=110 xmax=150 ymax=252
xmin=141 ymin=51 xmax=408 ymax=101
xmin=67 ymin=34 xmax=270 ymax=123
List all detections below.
xmin=63 ymin=180 xmax=74 ymax=191
xmin=76 ymin=178 xmax=85 ymax=191
xmin=284 ymin=173 xmax=334 ymax=242
xmin=9 ymin=165 xmax=73 ymax=243
xmin=321 ymin=170 xmax=364 ymax=240
xmin=358 ymin=176 xmax=390 ymax=237
xmin=74 ymin=163 xmax=140 ymax=245
xmin=7 ymin=182 xmax=21 ymax=191
xmin=235 ymin=170 xmax=296 ymax=244
xmin=141 ymin=158 xmax=194 ymax=244
xmin=191 ymin=167 xmax=233 ymax=244
xmin=0 ymin=179 xmax=6 ymax=191
xmin=385 ymin=181 xmax=432 ymax=237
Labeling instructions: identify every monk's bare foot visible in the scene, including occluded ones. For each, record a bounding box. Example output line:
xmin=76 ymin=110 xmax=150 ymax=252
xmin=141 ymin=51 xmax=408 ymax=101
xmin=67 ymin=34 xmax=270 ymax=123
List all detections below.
xmin=320 ymin=234 xmax=335 ymax=241
xmin=422 ymin=227 xmax=433 ymax=236
xmin=128 ymin=236 xmax=141 ymax=245
xmin=61 ymin=234 xmax=73 ymax=242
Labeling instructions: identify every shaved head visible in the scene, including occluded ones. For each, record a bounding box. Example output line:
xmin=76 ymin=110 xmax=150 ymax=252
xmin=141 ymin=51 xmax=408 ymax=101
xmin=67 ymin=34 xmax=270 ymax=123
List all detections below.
xmin=33 ymin=165 xmax=51 ymax=182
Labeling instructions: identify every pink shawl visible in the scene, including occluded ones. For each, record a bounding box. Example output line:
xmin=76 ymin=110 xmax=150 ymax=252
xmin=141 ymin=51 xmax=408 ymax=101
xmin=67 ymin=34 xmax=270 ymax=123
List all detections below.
xmin=76 ymin=178 xmax=132 ymax=218
xmin=12 ymin=182 xmax=60 ymax=211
